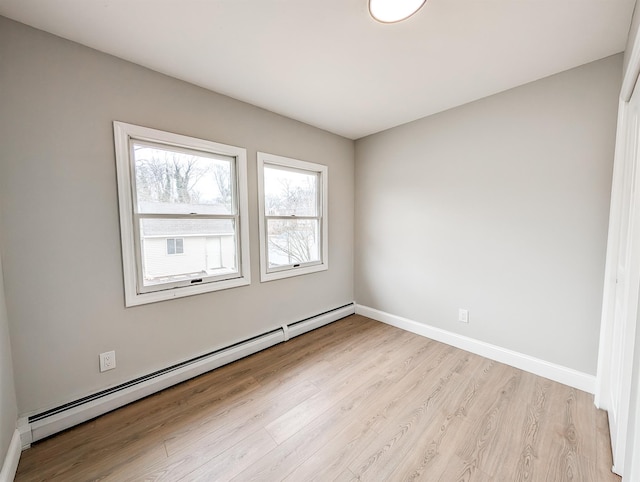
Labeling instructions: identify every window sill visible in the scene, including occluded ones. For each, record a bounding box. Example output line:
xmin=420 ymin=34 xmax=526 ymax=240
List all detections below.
xmin=260 ymin=263 xmax=328 ymax=283
xmin=125 ymin=276 xmax=250 ymax=307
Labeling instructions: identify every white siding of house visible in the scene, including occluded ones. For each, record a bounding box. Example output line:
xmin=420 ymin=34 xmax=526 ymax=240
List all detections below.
xmin=206 ymin=237 xmax=222 ymax=270
xmin=205 ymin=236 xmax=236 ymax=271
xmin=143 ymin=235 xmax=237 ymax=280
xmin=143 ymin=237 xmax=207 ymax=279
xmin=220 ymin=236 xmax=235 ymax=269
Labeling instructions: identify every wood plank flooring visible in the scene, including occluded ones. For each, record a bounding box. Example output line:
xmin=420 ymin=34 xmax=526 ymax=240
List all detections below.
xmin=15 ymin=315 xmax=620 ymax=481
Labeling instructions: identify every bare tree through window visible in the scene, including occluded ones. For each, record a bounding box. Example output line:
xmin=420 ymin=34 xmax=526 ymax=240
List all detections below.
xmin=264 ymin=166 xmax=319 ymax=267
xmin=134 ymin=144 xmax=232 ymax=211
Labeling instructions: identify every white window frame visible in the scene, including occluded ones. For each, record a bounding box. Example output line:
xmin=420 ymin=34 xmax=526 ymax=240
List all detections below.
xmin=257 ymin=152 xmax=328 ymax=282
xmin=114 ymin=121 xmax=251 ymax=306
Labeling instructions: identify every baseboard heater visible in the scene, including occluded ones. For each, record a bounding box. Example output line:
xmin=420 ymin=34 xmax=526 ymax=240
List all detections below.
xmin=19 ymin=302 xmax=355 ymax=447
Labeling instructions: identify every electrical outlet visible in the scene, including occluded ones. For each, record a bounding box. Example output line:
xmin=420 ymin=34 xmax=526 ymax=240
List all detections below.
xmin=99 ymin=351 xmax=116 ymax=372
xmin=458 ymin=309 xmax=469 ymax=323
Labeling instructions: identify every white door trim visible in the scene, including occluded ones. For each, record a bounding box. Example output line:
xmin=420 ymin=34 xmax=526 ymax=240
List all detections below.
xmin=595 ymin=98 xmax=629 ymax=412
xmin=595 ymin=31 xmax=640 ymax=479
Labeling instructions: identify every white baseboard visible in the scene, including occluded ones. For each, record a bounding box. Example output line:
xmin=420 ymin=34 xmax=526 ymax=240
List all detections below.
xmin=356 ymin=304 xmax=596 ymax=393
xmin=20 ymin=303 xmax=355 ymax=446
xmin=0 ymin=429 xmax=21 ymax=482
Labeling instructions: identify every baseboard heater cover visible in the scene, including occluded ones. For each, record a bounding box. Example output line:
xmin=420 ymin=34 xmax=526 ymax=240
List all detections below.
xmin=20 ymin=302 xmax=355 ymax=447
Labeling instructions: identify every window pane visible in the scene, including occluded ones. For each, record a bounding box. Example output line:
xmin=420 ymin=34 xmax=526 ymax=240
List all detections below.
xmin=264 ymin=165 xmax=318 ymax=216
xmin=267 ymin=218 xmax=320 ymax=267
xmin=140 ymin=218 xmax=237 ymax=286
xmin=166 ymin=238 xmax=176 ymax=255
xmin=133 ymin=142 xmax=234 ymax=215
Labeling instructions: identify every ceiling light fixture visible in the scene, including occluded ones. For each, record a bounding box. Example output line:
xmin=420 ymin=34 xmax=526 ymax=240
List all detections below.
xmin=369 ymin=0 xmax=426 ymax=23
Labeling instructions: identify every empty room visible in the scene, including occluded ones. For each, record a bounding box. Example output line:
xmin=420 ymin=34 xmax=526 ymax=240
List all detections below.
xmin=1 ymin=0 xmax=640 ymax=481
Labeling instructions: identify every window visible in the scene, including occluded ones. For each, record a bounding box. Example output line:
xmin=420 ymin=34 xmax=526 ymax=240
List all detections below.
xmin=166 ymin=238 xmax=184 ymax=255
xmin=257 ymin=152 xmax=328 ymax=281
xmin=114 ymin=122 xmax=250 ymax=306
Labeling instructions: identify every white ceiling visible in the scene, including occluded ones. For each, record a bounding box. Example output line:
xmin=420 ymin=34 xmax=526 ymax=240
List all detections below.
xmin=0 ymin=0 xmax=635 ymax=139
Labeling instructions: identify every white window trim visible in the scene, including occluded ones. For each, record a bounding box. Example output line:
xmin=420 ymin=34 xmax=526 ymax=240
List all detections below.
xmin=114 ymin=121 xmax=251 ymax=306
xmin=257 ymin=152 xmax=328 ymax=282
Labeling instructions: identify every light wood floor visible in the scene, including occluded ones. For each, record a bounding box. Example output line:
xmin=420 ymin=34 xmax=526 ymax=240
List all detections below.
xmin=16 ymin=315 xmax=619 ymax=481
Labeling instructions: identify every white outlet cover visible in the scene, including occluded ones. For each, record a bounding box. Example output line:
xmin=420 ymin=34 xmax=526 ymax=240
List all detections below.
xmin=458 ymin=309 xmax=469 ymax=323
xmin=99 ymin=351 xmax=116 ymax=372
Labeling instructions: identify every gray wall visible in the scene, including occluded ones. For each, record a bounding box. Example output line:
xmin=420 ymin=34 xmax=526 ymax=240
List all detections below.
xmin=355 ymin=55 xmax=622 ymax=375
xmin=0 ymin=17 xmax=354 ymax=415
xmin=0 ymin=248 xmax=18 ymax=470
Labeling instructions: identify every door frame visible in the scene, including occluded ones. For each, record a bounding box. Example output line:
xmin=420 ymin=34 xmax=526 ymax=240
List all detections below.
xmin=595 ymin=33 xmax=640 ymax=478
